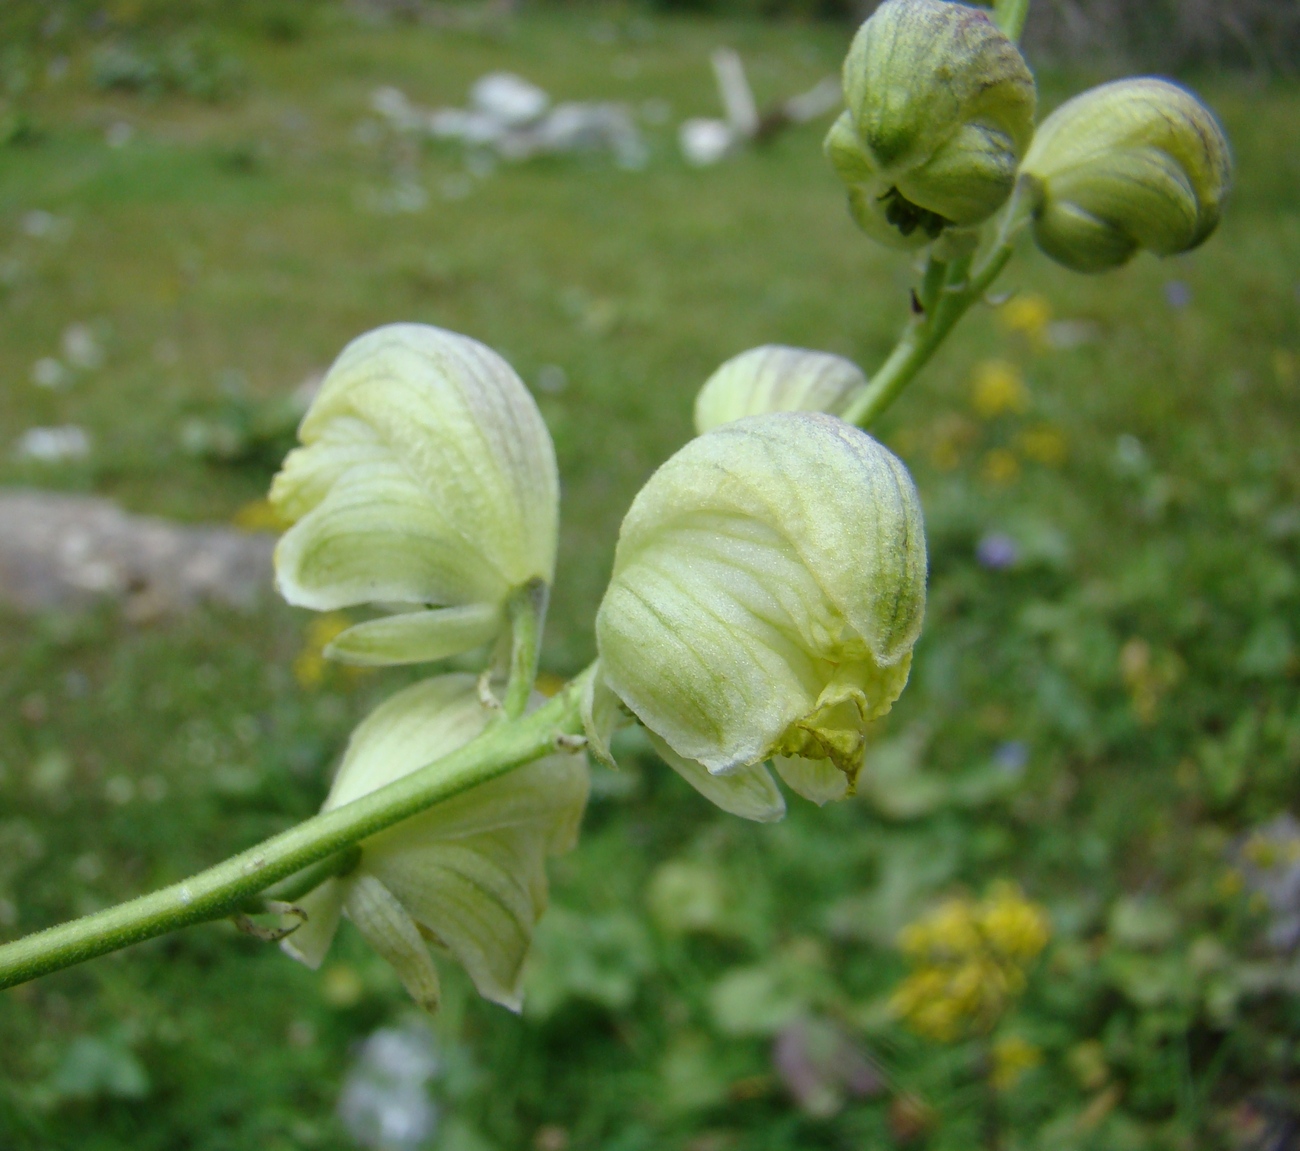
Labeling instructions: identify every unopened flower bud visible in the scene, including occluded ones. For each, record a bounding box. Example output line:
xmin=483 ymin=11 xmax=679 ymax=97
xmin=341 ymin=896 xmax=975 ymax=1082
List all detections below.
xmin=694 ymin=345 xmax=868 ymax=435
xmin=594 ymin=412 xmax=926 ymax=811
xmin=827 ymin=0 xmax=1036 ymax=248
xmin=282 ymin=674 xmax=588 ymax=1011
xmin=269 ymin=324 xmax=559 ymax=665
xmin=1021 ymin=78 xmax=1231 ymax=273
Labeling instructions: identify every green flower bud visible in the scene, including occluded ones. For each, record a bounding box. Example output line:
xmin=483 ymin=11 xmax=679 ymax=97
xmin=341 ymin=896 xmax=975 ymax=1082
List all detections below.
xmin=827 ymin=0 xmax=1036 ymax=248
xmin=282 ymin=674 xmax=588 ymax=1012
xmin=694 ymin=345 xmax=868 ymax=435
xmin=269 ymin=323 xmax=559 ymax=666
xmin=593 ymin=412 xmax=926 ymax=810
xmin=1020 ymin=78 xmax=1232 ymax=273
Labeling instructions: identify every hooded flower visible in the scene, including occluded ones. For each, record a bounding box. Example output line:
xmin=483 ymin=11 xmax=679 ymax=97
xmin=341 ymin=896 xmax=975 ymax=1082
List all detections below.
xmin=589 ymin=412 xmax=926 ymax=815
xmin=269 ymin=323 xmax=559 ymax=666
xmin=1020 ymin=77 xmax=1232 ymax=273
xmin=826 ymin=0 xmax=1036 ymax=248
xmin=694 ymin=345 xmax=869 ymax=435
xmin=282 ymin=674 xmax=588 ymax=1012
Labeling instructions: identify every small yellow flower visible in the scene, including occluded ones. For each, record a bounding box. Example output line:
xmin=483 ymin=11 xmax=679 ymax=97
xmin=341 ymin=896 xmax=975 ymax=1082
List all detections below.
xmin=980 ymin=448 xmax=1021 ymax=486
xmin=293 ymin=613 xmax=354 ymax=689
xmin=231 ymin=498 xmax=292 ymax=533
xmin=971 ymin=360 xmax=1028 ymax=419
xmin=991 ymin=1035 xmax=1043 ymax=1090
xmin=980 ymin=882 xmax=1051 ymax=963
xmin=998 ymin=295 xmax=1052 ymax=345
xmin=899 ymin=898 xmax=981 ymax=961
xmin=1017 ymin=425 xmax=1067 ymax=467
xmin=891 ymin=884 xmax=1050 ymax=1042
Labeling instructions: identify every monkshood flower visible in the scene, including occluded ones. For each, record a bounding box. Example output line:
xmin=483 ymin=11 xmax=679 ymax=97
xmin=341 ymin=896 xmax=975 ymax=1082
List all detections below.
xmin=588 ymin=412 xmax=926 ymax=817
xmin=282 ymin=674 xmax=588 ymax=1012
xmin=270 ymin=323 xmax=559 ymax=666
xmin=694 ymin=345 xmax=869 ymax=434
xmin=1021 ymin=78 xmax=1232 ymax=273
xmin=826 ymin=0 xmax=1036 ymax=249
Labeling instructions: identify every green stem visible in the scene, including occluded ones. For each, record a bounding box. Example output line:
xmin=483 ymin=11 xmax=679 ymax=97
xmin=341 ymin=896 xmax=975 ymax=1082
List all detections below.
xmin=245 ymin=844 xmax=361 ymax=911
xmin=843 ymin=182 xmax=1035 ymax=431
xmin=0 ymin=668 xmax=592 ymax=990
xmin=993 ymin=0 xmax=1030 ymax=40
xmin=503 ymin=578 xmax=547 ymax=720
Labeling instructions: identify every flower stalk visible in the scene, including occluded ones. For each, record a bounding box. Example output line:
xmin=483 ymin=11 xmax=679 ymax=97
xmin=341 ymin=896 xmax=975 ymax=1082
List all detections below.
xmin=0 ymin=668 xmax=590 ymax=991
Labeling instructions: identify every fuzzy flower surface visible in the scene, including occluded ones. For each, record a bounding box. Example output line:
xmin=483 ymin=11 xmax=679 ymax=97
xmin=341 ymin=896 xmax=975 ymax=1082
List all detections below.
xmin=270 ymin=323 xmax=559 ymax=666
xmin=591 ymin=412 xmax=926 ymax=819
xmin=282 ymin=674 xmax=588 ymax=1012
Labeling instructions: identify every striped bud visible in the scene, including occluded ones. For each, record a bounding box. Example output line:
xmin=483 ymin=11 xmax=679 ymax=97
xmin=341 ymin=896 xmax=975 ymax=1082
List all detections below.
xmin=269 ymin=324 xmax=559 ymax=667
xmin=694 ymin=345 xmax=868 ymax=435
xmin=1021 ymin=78 xmax=1232 ymax=273
xmin=827 ymin=0 xmax=1036 ymax=248
xmin=592 ymin=412 xmax=926 ymax=813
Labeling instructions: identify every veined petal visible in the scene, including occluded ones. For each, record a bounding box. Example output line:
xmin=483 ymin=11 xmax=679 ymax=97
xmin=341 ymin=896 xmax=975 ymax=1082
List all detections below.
xmin=345 ymin=874 xmax=442 ymax=1012
xmin=773 ymin=755 xmax=850 ymax=806
xmin=325 ymin=602 xmax=503 ymax=667
xmin=320 ymin=674 xmax=589 ymax=1012
xmin=694 ymin=345 xmax=868 ymax=434
xmin=597 ymin=413 xmax=925 ymax=776
xmin=270 ymin=323 xmax=558 ymax=614
xmin=648 ymin=733 xmax=786 ymax=824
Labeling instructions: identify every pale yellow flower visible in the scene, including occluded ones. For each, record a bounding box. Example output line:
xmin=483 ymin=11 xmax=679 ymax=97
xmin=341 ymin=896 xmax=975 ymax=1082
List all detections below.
xmin=971 ymin=361 xmax=1028 ymax=419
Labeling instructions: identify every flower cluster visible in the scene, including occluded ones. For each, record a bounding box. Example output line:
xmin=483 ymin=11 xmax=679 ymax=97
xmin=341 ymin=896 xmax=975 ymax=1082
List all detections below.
xmin=827 ymin=0 xmax=1231 ymax=271
xmin=890 ymin=883 xmax=1051 ymax=1042
xmin=256 ymin=0 xmax=1230 ymax=1019
xmin=270 ymin=324 xmax=928 ymax=1008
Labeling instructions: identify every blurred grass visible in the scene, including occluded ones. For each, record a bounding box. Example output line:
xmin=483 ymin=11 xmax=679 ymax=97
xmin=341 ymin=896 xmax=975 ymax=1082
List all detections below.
xmin=0 ymin=6 xmax=1298 ymax=1151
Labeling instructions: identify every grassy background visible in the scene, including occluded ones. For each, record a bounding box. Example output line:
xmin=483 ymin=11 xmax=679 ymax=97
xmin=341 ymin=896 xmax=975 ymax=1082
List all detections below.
xmin=1 ymin=6 xmax=1299 ymax=1150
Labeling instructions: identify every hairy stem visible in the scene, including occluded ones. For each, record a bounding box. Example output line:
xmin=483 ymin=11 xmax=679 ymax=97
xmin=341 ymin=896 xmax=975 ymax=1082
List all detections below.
xmin=0 ymin=667 xmax=592 ymax=990
xmin=844 ymin=181 xmax=1036 ymax=431
xmin=503 ymin=578 xmax=547 ymax=720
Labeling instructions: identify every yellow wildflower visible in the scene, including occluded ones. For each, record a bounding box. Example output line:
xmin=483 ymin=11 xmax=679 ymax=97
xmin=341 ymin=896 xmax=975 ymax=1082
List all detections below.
xmin=293 ymin=613 xmax=355 ymax=689
xmin=999 ymin=294 xmax=1052 ymax=345
xmin=991 ymin=1035 xmax=1043 ymax=1090
xmin=891 ymin=884 xmax=1050 ymax=1042
xmin=1017 ymin=424 xmax=1067 ymax=467
xmin=232 ymin=498 xmax=292 ymax=532
xmin=971 ymin=360 xmax=1028 ymax=418
xmin=980 ymin=448 xmax=1021 ymax=486
xmin=980 ymin=881 xmax=1052 ymax=963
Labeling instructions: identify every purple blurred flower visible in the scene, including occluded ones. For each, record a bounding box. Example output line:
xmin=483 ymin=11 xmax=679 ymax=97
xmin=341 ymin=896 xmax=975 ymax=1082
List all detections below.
xmin=977 ymin=532 xmax=1018 ymax=570
xmin=1235 ymin=814 xmax=1300 ymax=952
xmin=772 ymin=1016 xmax=883 ymax=1119
xmin=993 ymin=741 xmax=1029 ymax=776
xmin=1163 ymin=280 xmax=1192 ymax=309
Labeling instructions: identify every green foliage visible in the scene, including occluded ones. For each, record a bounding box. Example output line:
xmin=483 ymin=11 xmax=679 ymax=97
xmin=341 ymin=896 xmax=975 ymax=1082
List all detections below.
xmin=0 ymin=7 xmax=1298 ymax=1150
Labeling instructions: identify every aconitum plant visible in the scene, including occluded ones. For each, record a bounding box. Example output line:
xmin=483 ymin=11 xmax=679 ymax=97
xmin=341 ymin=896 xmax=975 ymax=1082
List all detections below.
xmin=0 ymin=0 xmax=1231 ymax=1013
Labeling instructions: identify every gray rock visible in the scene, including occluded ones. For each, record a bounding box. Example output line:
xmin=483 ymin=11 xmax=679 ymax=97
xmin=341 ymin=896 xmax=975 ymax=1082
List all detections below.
xmin=0 ymin=490 xmax=275 ymax=620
